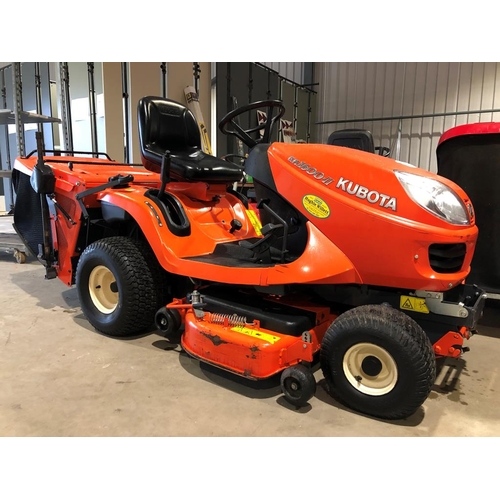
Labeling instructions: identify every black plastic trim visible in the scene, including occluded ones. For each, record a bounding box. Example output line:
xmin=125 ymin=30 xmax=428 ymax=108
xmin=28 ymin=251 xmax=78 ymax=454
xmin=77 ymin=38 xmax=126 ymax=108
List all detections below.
xmin=145 ymin=189 xmax=191 ymax=237
xmin=200 ymin=289 xmax=314 ymax=336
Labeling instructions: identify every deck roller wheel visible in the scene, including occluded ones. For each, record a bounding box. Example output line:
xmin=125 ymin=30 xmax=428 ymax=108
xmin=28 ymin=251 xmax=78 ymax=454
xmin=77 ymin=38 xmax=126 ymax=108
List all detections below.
xmin=155 ymin=306 xmax=181 ymax=336
xmin=280 ymin=364 xmax=316 ymax=407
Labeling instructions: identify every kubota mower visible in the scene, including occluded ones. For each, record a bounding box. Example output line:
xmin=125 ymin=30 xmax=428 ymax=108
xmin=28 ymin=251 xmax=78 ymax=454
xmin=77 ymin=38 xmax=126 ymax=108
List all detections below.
xmin=11 ymin=97 xmax=486 ymax=420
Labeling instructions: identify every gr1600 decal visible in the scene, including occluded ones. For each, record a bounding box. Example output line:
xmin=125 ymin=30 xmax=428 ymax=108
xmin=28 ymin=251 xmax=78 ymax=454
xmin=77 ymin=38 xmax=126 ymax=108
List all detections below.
xmin=288 ymin=156 xmax=334 ymax=185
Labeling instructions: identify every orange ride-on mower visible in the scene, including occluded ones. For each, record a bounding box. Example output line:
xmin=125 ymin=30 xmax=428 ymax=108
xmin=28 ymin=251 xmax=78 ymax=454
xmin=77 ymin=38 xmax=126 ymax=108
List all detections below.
xmin=11 ymin=96 xmax=486 ymax=420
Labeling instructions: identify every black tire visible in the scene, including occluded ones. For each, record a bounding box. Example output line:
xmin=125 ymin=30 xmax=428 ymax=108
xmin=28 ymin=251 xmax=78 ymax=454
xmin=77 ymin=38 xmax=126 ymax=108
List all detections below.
xmin=76 ymin=236 xmax=159 ymax=337
xmin=280 ymin=364 xmax=316 ymax=407
xmin=155 ymin=306 xmax=181 ymax=336
xmin=132 ymin=239 xmax=171 ymax=309
xmin=320 ymin=304 xmax=436 ymax=420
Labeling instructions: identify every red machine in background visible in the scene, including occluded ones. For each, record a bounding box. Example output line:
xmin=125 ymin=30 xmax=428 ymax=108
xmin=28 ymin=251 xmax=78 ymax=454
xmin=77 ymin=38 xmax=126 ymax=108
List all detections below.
xmin=437 ymin=122 xmax=500 ymax=299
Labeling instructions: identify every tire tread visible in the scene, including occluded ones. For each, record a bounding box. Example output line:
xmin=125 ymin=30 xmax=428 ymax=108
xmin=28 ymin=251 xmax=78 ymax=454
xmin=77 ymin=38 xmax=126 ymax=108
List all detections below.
xmin=76 ymin=236 xmax=159 ymax=337
xmin=320 ymin=305 xmax=436 ymax=420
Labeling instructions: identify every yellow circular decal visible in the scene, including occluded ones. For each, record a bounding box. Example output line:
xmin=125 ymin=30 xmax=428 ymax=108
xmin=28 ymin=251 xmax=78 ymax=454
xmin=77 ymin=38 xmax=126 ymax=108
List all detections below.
xmin=302 ymin=195 xmax=330 ymax=219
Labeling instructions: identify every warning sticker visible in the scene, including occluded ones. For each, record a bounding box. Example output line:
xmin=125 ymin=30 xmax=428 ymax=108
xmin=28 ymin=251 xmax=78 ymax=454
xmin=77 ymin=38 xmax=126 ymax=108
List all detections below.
xmin=246 ymin=210 xmax=262 ymax=236
xmin=400 ymin=295 xmax=430 ymax=314
xmin=231 ymin=325 xmax=280 ymax=344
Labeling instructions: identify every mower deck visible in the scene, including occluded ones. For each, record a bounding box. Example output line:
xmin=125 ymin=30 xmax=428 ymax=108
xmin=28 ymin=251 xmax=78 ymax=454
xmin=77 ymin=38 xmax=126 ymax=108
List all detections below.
xmin=166 ymin=288 xmax=334 ymax=379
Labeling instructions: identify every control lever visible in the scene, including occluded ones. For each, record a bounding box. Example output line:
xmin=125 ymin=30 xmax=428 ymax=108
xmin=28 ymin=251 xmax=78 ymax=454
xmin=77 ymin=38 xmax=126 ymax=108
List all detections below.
xmin=229 ymin=219 xmax=243 ymax=234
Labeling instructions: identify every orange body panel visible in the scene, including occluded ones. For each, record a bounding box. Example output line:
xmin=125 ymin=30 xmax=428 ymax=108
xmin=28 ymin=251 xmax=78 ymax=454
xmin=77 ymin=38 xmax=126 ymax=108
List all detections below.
xmin=14 ymin=156 xmax=159 ymax=286
xmin=267 ymin=143 xmax=478 ymax=291
xmin=13 ymin=141 xmax=478 ymax=293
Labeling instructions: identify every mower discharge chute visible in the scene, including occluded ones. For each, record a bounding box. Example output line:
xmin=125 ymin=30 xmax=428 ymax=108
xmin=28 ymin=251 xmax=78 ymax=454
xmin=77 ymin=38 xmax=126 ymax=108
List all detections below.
xmin=11 ymin=96 xmax=486 ymax=420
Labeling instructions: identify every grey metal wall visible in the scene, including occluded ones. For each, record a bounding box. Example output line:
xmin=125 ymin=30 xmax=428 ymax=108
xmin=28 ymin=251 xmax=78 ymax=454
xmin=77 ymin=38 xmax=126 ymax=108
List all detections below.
xmin=261 ymin=62 xmax=305 ymax=85
xmin=316 ymin=62 xmax=500 ymax=172
xmin=213 ymin=62 xmax=317 ymax=156
xmin=212 ymin=62 xmax=306 ymax=85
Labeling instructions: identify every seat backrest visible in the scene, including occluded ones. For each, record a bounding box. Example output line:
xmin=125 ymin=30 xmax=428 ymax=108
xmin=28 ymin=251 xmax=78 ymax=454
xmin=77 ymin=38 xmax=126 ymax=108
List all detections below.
xmin=137 ymin=96 xmax=245 ymax=184
xmin=327 ymin=129 xmax=375 ymax=153
xmin=138 ymin=96 xmax=201 ymax=172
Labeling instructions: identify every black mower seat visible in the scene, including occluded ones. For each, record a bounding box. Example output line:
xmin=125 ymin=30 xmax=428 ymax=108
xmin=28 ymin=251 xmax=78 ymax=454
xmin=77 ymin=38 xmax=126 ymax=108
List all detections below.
xmin=138 ymin=96 xmax=244 ymax=183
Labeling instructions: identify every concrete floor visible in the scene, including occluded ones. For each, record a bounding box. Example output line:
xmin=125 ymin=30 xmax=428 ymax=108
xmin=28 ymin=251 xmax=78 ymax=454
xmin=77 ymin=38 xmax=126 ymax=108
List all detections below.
xmin=1 ymin=216 xmax=500 ymax=437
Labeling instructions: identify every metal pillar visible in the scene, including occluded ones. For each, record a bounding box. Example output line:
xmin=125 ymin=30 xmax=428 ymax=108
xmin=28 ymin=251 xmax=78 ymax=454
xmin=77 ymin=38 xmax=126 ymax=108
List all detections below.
xmin=1 ymin=69 xmax=12 ymax=173
xmin=12 ymin=63 xmax=24 ymax=157
xmin=59 ymin=63 xmax=74 ymax=152
xmin=34 ymin=62 xmax=43 ymax=136
xmin=1 ymin=69 xmax=13 ymax=210
xmin=160 ymin=62 xmax=167 ymax=98
xmin=121 ymin=62 xmax=130 ymax=163
xmin=306 ymin=91 xmax=312 ymax=143
xmin=395 ymin=118 xmax=403 ymax=161
xmin=87 ymin=62 xmax=98 ymax=157
xmin=293 ymin=85 xmax=298 ymax=139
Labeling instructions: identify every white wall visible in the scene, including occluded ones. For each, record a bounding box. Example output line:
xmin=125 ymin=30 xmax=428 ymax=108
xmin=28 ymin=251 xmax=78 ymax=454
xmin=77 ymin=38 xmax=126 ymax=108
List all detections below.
xmin=316 ymin=62 xmax=500 ymax=172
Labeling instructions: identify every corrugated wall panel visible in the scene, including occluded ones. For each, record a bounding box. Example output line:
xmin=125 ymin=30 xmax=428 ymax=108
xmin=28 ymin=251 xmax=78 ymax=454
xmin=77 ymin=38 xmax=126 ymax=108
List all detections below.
xmin=316 ymin=62 xmax=500 ymax=172
xmin=261 ymin=62 xmax=304 ymax=85
xmin=213 ymin=62 xmax=305 ymax=84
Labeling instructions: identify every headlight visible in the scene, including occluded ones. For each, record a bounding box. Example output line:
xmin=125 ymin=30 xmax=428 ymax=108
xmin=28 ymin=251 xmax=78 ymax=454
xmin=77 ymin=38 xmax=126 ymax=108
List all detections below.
xmin=395 ymin=170 xmax=470 ymax=225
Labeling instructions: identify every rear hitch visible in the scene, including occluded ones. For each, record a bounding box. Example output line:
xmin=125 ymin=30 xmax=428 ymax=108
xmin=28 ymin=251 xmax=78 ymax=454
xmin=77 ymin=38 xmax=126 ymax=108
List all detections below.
xmin=433 ymin=328 xmax=472 ymax=358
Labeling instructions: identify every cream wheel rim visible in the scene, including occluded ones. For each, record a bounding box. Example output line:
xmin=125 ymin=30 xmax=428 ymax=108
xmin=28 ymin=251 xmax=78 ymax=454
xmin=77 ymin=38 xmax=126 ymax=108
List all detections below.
xmin=88 ymin=265 xmax=119 ymax=314
xmin=343 ymin=343 xmax=398 ymax=396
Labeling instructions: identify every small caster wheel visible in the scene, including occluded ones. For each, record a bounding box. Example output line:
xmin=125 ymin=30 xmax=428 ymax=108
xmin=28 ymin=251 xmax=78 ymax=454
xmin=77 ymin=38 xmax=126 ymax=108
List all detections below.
xmin=280 ymin=364 xmax=316 ymax=407
xmin=155 ymin=306 xmax=181 ymax=336
xmin=14 ymin=250 xmax=26 ymax=264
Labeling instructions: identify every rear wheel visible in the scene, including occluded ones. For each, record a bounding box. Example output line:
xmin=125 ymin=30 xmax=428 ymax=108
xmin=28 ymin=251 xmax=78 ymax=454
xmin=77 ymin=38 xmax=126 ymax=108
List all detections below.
xmin=133 ymin=239 xmax=172 ymax=309
xmin=320 ymin=304 xmax=436 ymax=420
xmin=76 ymin=236 xmax=159 ymax=337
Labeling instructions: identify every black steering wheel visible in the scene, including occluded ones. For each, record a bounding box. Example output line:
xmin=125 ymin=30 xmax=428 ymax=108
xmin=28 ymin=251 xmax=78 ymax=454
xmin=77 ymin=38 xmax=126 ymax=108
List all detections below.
xmin=219 ymin=100 xmax=286 ymax=149
xmin=221 ymin=154 xmax=247 ymax=167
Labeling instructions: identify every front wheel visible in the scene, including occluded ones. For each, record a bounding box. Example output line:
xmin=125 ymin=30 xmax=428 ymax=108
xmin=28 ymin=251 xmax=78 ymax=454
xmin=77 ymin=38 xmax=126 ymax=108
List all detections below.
xmin=320 ymin=304 xmax=436 ymax=420
xmin=76 ymin=237 xmax=159 ymax=337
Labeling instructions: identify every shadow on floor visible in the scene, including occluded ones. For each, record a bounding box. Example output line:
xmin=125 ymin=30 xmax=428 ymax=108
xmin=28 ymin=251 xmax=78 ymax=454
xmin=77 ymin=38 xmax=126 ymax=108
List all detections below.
xmin=173 ymin=348 xmax=427 ymax=425
xmin=61 ymin=288 xmax=81 ymax=309
xmin=176 ymin=349 xmax=283 ymax=400
xmin=428 ymin=357 xmax=470 ymax=407
xmin=313 ymin=379 xmax=426 ymax=427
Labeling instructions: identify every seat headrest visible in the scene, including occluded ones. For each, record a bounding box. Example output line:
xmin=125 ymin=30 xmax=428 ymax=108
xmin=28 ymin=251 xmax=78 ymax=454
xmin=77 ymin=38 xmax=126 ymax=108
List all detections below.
xmin=327 ymin=129 xmax=375 ymax=154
